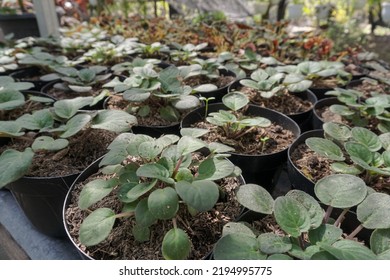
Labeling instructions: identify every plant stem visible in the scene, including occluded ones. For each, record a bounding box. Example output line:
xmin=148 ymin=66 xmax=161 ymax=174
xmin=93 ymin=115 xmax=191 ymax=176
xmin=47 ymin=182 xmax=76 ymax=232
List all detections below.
xmin=298 ymin=234 xmax=306 ymax=250
xmin=346 ymin=224 xmax=364 ymax=240
xmin=334 ymin=208 xmax=349 ymax=227
xmin=172 ymin=155 xmax=183 ymax=178
xmin=115 ymin=211 xmax=134 ymax=219
xmin=323 ymin=205 xmax=333 ymax=224
xmin=234 ymin=126 xmax=257 ymax=140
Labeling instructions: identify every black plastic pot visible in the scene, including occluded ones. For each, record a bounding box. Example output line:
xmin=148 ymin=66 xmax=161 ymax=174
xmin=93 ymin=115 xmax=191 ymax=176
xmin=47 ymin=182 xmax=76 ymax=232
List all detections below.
xmin=228 ymin=79 xmax=317 ymax=132
xmin=287 ymin=129 xmax=324 ymax=197
xmin=10 ymin=66 xmax=50 ymax=91
xmin=312 ymin=97 xmax=342 ymax=130
xmin=181 ymin=103 xmax=301 ymax=189
xmin=308 ymin=87 xmax=334 ymax=100
xmin=195 ymin=69 xmax=237 ymax=103
xmin=0 ymin=13 xmax=39 ymax=39
xmin=7 ymin=173 xmax=79 ymax=238
xmin=64 ymin=156 xmax=246 ymax=260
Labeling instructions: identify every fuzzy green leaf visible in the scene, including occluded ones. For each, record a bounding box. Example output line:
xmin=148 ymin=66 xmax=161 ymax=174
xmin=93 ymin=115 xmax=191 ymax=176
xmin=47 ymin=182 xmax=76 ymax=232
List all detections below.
xmin=175 ymin=180 xmax=219 ymax=212
xmin=78 ymin=179 xmax=116 ymax=210
xmin=148 ymin=187 xmax=179 ymax=220
xmin=79 ymin=208 xmax=116 ymax=246
xmin=32 ymin=136 xmax=69 ymax=152
xmin=213 ymin=234 xmax=265 ymax=260
xmin=357 ymin=193 xmax=390 ymax=229
xmin=258 ymin=233 xmax=292 ymax=254
xmin=0 ymin=148 xmax=34 ymax=188
xmin=236 ymin=184 xmax=274 ymax=214
xmin=305 ymin=137 xmax=345 ymax=161
xmin=162 ymin=228 xmax=191 ymax=260
xmin=91 ymin=110 xmax=137 ymax=132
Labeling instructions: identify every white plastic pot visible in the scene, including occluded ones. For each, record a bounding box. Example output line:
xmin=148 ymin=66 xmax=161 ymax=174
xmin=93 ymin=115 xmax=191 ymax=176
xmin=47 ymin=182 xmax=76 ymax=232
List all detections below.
xmin=287 ymin=3 xmax=303 ymax=20
xmin=382 ymin=2 xmax=390 ymax=24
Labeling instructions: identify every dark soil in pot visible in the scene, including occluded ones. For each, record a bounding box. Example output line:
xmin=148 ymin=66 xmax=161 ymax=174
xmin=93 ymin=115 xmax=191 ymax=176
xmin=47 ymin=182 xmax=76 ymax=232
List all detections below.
xmin=64 ymin=156 xmax=243 ymax=260
xmin=104 ymin=95 xmax=193 ymax=137
xmin=309 ymin=78 xmax=348 ymax=100
xmin=181 ymin=103 xmax=300 ymax=188
xmin=229 ymin=80 xmax=316 ymax=131
xmin=346 ymin=78 xmax=390 ymax=98
xmin=1 ymin=129 xmax=117 ymax=237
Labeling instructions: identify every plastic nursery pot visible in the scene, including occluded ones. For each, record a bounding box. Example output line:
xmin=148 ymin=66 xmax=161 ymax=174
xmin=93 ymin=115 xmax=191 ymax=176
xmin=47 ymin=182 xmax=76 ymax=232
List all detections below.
xmin=287 ymin=129 xmax=324 ymax=197
xmin=63 ymin=158 xmax=103 ymax=260
xmin=228 ymin=79 xmax=317 ymax=133
xmin=7 ymin=172 xmax=79 ymax=238
xmin=312 ymin=97 xmax=342 ymax=130
xmin=195 ymin=69 xmax=237 ymax=103
xmin=181 ymin=103 xmax=301 ymax=189
xmin=0 ymin=13 xmax=39 ymax=39
xmin=10 ymin=66 xmax=50 ymax=91
xmin=64 ymin=156 xmax=246 ymax=260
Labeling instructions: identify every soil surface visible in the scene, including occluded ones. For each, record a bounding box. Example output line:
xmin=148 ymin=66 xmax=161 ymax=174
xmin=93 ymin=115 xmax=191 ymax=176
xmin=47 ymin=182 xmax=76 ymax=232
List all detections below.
xmin=190 ymin=107 xmax=296 ymax=155
xmin=64 ymin=156 xmax=242 ymax=260
xmin=1 ymin=99 xmax=53 ymax=121
xmin=238 ymin=86 xmax=313 ymax=115
xmin=183 ymin=74 xmax=235 ymax=89
xmin=0 ymin=129 xmax=117 ymax=177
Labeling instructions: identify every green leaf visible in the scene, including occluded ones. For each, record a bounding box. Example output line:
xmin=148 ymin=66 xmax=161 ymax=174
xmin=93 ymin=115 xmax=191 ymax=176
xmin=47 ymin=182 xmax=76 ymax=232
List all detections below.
xmin=286 ymin=189 xmax=323 ymax=229
xmin=180 ymin=128 xmax=209 ymax=138
xmin=91 ymin=110 xmax=137 ymax=133
xmin=314 ymin=174 xmax=367 ymax=208
xmin=310 ymin=251 xmax=338 ymax=260
xmin=236 ymin=184 xmax=274 ymax=214
xmin=172 ymin=95 xmax=200 ymax=111
xmin=329 ymin=104 xmax=355 ymax=116
xmin=267 ymin=254 xmax=293 ymax=260
xmin=305 ymin=137 xmax=345 ymax=161
xmin=0 ymin=121 xmax=24 ymax=137
xmin=138 ymin=141 xmax=163 ymax=160
xmin=370 ymin=228 xmax=390 ymax=255
xmin=159 ymin=106 xmax=179 ymax=122
xmin=351 ymin=127 xmax=382 ymax=152
xmin=78 ymin=179 xmax=116 ymax=210
xmin=222 ymin=91 xmax=249 ymax=111
xmin=60 ymin=114 xmax=92 ymax=138
xmin=250 ymin=69 xmax=269 ymax=81
xmin=123 ymin=88 xmax=151 ymax=102
xmin=221 ymin=222 xmax=256 ymax=238
xmin=345 ymin=142 xmax=373 ymax=164
xmin=135 ymin=198 xmax=156 ymax=227
xmin=0 ymin=89 xmax=25 ymax=110
xmin=148 ymin=187 xmax=179 ymax=220
xmin=78 ymin=68 xmax=96 ymax=82
xmin=319 ymin=240 xmax=377 ymax=260
xmin=54 ymin=96 xmax=94 ymax=119
xmin=126 ymin=179 xmax=157 ymax=203
xmin=208 ymin=142 xmax=235 ymax=153
xmin=274 ymin=196 xmax=311 ymax=237
xmin=175 ymin=180 xmax=219 ymax=212
xmin=289 ymin=244 xmax=321 ymax=260
xmin=132 ymin=223 xmax=150 ymax=242
xmin=177 ymin=136 xmax=206 ymax=155
xmin=239 ymin=79 xmax=260 ymax=89
xmin=193 ymin=84 xmax=218 ymax=92
xmin=357 ymin=193 xmax=390 ymax=229
xmin=298 ymin=61 xmax=322 ymax=75
xmin=258 ymin=233 xmax=292 ymax=254
xmin=32 ymin=136 xmax=69 ymax=152
xmin=136 ymin=163 xmax=174 ymax=184
xmin=323 ymin=122 xmax=351 ymax=142
xmin=79 ymin=208 xmax=116 ymax=246
xmin=330 ymin=162 xmax=362 ymax=175
xmin=16 ymin=109 xmax=54 ymax=131
xmin=379 ymin=133 xmax=390 ymax=151
xmin=308 ymin=224 xmax=343 ymax=245
xmin=68 ymin=85 xmax=92 ymax=93
xmin=162 ymin=228 xmax=191 ymax=260
xmin=0 ymin=148 xmax=34 ymax=188
xmin=213 ymin=234 xmax=266 ymax=260
xmin=286 ymin=80 xmax=312 ymax=93
xmin=196 ymin=158 xmax=235 ymax=181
